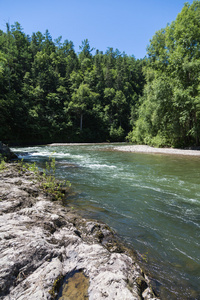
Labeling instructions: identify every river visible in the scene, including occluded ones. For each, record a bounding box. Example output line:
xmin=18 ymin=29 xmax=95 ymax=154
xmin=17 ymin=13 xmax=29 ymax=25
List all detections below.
xmin=12 ymin=144 xmax=200 ymax=299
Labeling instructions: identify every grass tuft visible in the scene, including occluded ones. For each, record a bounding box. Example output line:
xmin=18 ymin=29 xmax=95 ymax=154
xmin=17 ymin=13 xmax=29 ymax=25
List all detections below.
xmin=19 ymin=157 xmax=71 ymax=202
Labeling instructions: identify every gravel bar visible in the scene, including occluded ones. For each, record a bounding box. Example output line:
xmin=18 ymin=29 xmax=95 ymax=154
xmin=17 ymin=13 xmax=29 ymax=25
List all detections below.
xmin=113 ymin=145 xmax=200 ymax=156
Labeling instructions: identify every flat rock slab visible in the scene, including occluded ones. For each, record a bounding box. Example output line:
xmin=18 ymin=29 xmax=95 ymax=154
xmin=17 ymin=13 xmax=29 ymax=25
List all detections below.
xmin=0 ymin=164 xmax=158 ymax=300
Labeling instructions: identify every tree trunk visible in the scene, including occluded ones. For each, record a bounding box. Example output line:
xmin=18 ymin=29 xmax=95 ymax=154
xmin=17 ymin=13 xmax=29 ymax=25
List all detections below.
xmin=80 ymin=113 xmax=83 ymax=131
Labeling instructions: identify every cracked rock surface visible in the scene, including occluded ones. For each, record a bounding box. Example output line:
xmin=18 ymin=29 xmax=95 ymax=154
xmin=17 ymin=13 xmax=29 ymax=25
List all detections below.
xmin=0 ymin=163 xmax=158 ymax=300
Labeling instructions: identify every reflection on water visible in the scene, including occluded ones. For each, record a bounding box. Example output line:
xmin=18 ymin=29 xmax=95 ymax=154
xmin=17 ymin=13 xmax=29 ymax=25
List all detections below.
xmin=12 ymin=144 xmax=200 ymax=299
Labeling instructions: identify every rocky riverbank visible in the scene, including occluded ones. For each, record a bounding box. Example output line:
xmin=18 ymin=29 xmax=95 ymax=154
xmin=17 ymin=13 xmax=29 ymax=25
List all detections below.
xmin=0 ymin=162 xmax=158 ymax=300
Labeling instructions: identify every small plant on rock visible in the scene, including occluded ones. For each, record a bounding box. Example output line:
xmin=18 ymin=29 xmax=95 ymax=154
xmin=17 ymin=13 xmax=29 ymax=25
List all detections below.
xmin=19 ymin=156 xmax=71 ymax=202
xmin=0 ymin=154 xmax=6 ymax=171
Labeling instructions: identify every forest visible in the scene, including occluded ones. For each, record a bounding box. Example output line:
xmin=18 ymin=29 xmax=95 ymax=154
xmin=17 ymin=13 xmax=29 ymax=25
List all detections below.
xmin=0 ymin=1 xmax=199 ymax=147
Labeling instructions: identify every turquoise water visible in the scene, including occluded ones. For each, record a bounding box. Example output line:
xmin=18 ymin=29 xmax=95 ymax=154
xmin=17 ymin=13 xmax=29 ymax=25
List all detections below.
xmin=12 ymin=144 xmax=200 ymax=299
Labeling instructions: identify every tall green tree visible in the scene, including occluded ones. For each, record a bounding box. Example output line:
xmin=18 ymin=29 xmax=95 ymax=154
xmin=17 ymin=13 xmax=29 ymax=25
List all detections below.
xmin=68 ymin=83 xmax=98 ymax=131
xmin=128 ymin=1 xmax=200 ymax=147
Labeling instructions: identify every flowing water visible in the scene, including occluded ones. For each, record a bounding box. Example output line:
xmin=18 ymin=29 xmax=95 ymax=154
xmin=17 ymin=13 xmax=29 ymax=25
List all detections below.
xmin=12 ymin=144 xmax=200 ymax=299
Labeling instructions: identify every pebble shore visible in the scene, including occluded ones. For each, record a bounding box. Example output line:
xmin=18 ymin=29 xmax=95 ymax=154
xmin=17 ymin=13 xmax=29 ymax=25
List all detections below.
xmin=113 ymin=145 xmax=200 ymax=156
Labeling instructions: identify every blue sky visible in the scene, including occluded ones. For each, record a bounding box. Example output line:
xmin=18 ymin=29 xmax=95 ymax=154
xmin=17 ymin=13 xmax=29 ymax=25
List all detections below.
xmin=0 ymin=0 xmax=194 ymax=59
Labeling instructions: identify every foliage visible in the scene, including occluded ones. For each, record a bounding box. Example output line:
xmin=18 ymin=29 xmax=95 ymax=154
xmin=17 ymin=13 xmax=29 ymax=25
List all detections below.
xmin=128 ymin=1 xmax=200 ymax=147
xmin=19 ymin=157 xmax=71 ymax=201
xmin=0 ymin=154 xmax=6 ymax=171
xmin=0 ymin=23 xmax=144 ymax=144
xmin=109 ymin=125 xmax=125 ymax=142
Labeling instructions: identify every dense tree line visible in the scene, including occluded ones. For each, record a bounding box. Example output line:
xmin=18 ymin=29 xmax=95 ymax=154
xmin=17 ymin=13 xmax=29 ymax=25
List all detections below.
xmin=128 ymin=1 xmax=200 ymax=147
xmin=1 ymin=1 xmax=199 ymax=147
xmin=0 ymin=23 xmax=144 ymax=144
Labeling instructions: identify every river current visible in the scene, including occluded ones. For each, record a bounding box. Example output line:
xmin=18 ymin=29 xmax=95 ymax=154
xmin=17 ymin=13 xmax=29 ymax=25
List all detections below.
xmin=12 ymin=144 xmax=200 ymax=299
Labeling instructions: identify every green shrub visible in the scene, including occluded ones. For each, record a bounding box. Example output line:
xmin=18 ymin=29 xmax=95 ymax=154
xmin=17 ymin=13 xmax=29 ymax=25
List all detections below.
xmin=0 ymin=154 xmax=6 ymax=171
xmin=19 ymin=157 xmax=71 ymax=201
xmin=109 ymin=126 xmax=125 ymax=142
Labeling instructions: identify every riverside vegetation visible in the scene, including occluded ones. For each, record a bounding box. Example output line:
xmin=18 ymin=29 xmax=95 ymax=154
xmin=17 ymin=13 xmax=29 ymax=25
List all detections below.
xmin=0 ymin=1 xmax=200 ymax=147
xmin=19 ymin=158 xmax=71 ymax=202
xmin=0 ymin=155 xmax=6 ymax=171
xmin=0 ymin=143 xmax=70 ymax=202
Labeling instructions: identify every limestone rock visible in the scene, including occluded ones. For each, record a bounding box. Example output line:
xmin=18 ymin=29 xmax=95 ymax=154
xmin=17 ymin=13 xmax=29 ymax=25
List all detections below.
xmin=0 ymin=164 xmax=159 ymax=300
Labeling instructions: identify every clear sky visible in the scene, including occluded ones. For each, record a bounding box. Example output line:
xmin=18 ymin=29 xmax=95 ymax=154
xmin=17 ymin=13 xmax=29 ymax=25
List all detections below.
xmin=0 ymin=0 xmax=194 ymax=59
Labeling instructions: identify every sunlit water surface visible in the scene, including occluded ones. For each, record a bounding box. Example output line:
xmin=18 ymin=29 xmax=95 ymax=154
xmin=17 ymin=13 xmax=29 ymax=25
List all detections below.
xmin=12 ymin=144 xmax=200 ymax=299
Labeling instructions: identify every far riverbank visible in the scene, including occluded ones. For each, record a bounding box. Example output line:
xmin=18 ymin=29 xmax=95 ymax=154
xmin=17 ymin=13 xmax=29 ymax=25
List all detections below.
xmin=49 ymin=143 xmax=200 ymax=157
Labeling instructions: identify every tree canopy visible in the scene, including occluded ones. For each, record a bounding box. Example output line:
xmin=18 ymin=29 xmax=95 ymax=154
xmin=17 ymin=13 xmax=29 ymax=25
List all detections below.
xmin=0 ymin=23 xmax=144 ymax=144
xmin=128 ymin=1 xmax=200 ymax=147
